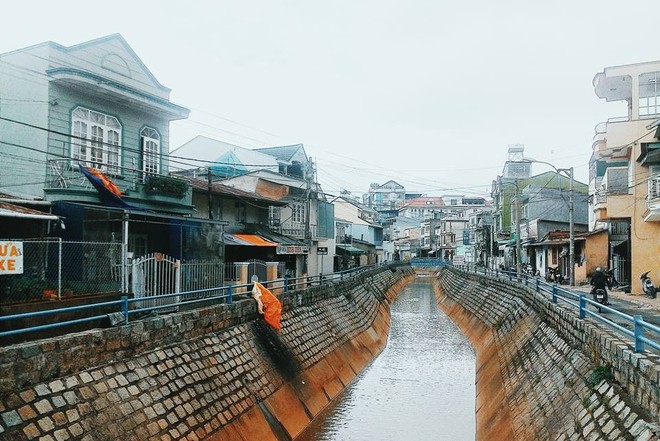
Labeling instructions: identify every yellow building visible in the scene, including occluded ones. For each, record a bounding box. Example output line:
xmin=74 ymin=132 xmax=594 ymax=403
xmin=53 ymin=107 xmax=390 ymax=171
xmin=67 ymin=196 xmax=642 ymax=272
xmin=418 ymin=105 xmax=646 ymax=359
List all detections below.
xmin=591 ymin=61 xmax=660 ymax=295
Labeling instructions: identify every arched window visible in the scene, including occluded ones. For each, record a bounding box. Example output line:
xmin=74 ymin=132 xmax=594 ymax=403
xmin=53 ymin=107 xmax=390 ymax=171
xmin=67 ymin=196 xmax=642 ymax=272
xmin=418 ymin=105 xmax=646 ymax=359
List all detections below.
xmin=140 ymin=127 xmax=161 ymax=176
xmin=71 ymin=107 xmax=121 ymax=174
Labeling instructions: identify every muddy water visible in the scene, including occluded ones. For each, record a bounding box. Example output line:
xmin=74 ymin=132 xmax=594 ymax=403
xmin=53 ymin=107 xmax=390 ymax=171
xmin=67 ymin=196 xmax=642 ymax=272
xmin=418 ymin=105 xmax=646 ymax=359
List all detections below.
xmin=297 ymin=278 xmax=476 ymax=441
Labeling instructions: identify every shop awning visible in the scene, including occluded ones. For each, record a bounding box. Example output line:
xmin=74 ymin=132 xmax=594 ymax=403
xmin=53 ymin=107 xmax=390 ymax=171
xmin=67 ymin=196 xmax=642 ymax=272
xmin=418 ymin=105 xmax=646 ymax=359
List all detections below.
xmin=249 ymin=226 xmax=310 ymax=254
xmin=336 ymin=244 xmax=364 ymax=255
xmin=224 ymin=233 xmax=276 ymax=247
xmin=0 ymin=202 xmax=59 ymax=221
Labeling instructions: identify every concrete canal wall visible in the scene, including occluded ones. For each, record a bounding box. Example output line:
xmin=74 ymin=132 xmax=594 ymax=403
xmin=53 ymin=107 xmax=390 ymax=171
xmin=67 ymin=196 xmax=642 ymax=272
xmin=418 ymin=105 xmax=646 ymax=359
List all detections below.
xmin=434 ymin=267 xmax=659 ymax=441
xmin=0 ymin=266 xmax=415 ymax=441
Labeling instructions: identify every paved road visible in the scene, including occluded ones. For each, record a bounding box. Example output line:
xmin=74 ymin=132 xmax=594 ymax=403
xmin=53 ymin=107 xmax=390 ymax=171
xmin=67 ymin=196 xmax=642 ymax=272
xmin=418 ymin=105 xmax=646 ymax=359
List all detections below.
xmin=572 ymin=285 xmax=660 ymax=327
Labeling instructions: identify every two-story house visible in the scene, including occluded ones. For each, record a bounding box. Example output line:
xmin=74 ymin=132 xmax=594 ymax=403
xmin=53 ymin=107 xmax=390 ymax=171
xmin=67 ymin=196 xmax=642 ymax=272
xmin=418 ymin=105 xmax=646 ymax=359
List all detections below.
xmin=0 ymin=34 xmax=212 ymax=237
xmin=591 ymin=60 xmax=660 ymax=293
xmin=332 ymin=196 xmax=383 ymax=266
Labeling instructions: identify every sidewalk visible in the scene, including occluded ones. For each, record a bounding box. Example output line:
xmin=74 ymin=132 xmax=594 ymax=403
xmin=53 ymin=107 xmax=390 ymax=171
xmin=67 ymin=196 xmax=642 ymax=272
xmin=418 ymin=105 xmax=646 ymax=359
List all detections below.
xmin=573 ymin=284 xmax=660 ymax=313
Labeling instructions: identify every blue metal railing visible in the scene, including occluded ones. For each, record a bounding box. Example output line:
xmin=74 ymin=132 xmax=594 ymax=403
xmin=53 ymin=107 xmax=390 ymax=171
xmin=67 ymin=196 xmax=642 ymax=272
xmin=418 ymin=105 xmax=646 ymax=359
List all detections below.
xmin=0 ymin=263 xmax=391 ymax=339
xmin=409 ymin=258 xmax=453 ymax=267
xmin=452 ymin=264 xmax=660 ymax=354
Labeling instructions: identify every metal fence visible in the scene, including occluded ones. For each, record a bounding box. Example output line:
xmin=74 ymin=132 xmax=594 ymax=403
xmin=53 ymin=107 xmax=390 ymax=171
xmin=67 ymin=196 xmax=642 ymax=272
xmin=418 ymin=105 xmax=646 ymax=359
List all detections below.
xmin=455 ymin=264 xmax=659 ymax=354
xmin=0 ymin=262 xmax=392 ymax=340
xmin=181 ymin=258 xmax=224 ymax=293
xmin=0 ymin=239 xmax=290 ymax=306
xmin=0 ymin=239 xmax=123 ymax=304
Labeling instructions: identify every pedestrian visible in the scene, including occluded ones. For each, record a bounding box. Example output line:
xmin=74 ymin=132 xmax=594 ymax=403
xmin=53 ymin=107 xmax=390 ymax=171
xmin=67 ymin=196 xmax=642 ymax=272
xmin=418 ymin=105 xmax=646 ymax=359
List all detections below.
xmin=590 ymin=267 xmax=610 ymax=305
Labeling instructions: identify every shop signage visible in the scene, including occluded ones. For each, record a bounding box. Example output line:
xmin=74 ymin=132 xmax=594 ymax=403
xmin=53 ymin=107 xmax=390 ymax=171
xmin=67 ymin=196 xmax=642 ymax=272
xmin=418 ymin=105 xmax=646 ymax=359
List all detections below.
xmin=277 ymin=245 xmax=309 ymax=255
xmin=0 ymin=241 xmax=23 ymax=275
xmin=317 ymin=246 xmax=328 ymax=255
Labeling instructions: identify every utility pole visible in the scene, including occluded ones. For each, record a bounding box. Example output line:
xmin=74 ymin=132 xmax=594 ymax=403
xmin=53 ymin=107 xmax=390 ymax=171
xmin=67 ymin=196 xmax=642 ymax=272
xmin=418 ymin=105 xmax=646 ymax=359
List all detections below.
xmin=515 ymin=179 xmax=521 ymax=278
xmin=304 ymin=158 xmax=313 ymax=274
xmin=523 ymin=158 xmax=575 ymax=285
xmin=207 ymin=168 xmax=213 ymax=219
xmin=568 ymin=167 xmax=574 ymax=286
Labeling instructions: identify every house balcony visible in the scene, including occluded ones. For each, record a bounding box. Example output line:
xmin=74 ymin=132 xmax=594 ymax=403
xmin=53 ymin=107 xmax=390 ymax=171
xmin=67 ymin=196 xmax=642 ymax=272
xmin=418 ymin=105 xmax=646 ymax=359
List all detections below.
xmin=44 ymin=159 xmax=193 ymax=213
xmin=593 ymin=70 xmax=632 ymax=103
xmin=645 ymin=175 xmax=660 ymax=221
xmin=270 ymin=220 xmax=332 ymax=240
xmin=592 ymin=167 xmax=629 ymax=220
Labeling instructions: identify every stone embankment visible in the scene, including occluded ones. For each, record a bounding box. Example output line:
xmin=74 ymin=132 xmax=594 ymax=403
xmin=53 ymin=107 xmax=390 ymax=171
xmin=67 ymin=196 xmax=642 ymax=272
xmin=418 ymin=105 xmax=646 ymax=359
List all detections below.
xmin=433 ymin=267 xmax=659 ymax=441
xmin=0 ymin=265 xmax=415 ymax=441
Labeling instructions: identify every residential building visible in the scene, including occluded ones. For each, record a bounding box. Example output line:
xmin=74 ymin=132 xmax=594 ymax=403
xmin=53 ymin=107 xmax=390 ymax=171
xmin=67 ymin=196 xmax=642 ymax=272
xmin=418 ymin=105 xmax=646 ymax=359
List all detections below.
xmin=398 ymin=196 xmax=445 ymax=219
xmin=415 ymin=195 xmax=487 ymax=259
xmin=331 ymin=196 xmax=383 ymax=265
xmin=0 ymin=34 xmax=231 ymax=261
xmin=391 ymin=216 xmax=421 ymax=260
xmin=591 ymin=61 xmax=660 ymax=292
xmin=172 ymin=137 xmax=335 ymax=277
xmin=0 ymin=35 xmax=233 ymax=301
xmin=363 ymin=180 xmax=406 ymax=213
xmin=466 ymin=206 xmax=494 ymax=266
xmin=492 ymin=171 xmax=589 ymax=279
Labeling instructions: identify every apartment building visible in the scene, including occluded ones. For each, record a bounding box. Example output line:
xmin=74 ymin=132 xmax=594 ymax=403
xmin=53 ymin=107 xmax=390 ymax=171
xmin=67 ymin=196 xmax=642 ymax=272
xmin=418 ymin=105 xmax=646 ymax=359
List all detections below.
xmin=591 ymin=61 xmax=660 ymax=292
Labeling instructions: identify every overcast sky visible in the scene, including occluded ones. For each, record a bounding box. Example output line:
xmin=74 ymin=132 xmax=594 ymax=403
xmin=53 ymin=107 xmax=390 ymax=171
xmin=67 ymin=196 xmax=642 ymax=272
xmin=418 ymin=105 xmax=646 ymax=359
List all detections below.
xmin=2 ymin=1 xmax=658 ymax=198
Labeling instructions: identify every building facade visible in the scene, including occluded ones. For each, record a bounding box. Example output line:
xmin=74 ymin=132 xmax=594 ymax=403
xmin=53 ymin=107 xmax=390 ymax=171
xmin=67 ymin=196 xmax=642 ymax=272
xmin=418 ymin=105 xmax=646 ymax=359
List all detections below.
xmin=591 ymin=61 xmax=660 ymax=292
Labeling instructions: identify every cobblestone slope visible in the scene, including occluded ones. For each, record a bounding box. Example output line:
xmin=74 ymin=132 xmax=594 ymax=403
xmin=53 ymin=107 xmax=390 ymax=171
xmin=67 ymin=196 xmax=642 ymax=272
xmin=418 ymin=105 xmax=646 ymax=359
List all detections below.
xmin=435 ymin=267 xmax=659 ymax=441
xmin=0 ymin=266 xmax=414 ymax=441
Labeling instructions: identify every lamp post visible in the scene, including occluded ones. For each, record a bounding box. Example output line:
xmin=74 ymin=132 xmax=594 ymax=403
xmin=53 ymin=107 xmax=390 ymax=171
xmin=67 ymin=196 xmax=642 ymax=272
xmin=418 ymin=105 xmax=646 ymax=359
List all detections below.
xmin=523 ymin=158 xmax=575 ymax=286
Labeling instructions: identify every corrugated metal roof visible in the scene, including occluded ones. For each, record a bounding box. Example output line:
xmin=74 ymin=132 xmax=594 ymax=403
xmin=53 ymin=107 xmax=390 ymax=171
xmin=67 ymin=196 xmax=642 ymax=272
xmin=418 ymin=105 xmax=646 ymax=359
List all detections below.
xmin=0 ymin=202 xmax=58 ymax=220
xmin=171 ymin=136 xmax=279 ymax=173
xmin=254 ymin=144 xmax=304 ymax=162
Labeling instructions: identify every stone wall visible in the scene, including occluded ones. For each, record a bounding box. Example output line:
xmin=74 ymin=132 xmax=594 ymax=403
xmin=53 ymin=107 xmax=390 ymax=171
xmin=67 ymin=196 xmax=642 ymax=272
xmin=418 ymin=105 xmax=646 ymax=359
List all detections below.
xmin=0 ymin=265 xmax=415 ymax=440
xmin=435 ymin=267 xmax=659 ymax=441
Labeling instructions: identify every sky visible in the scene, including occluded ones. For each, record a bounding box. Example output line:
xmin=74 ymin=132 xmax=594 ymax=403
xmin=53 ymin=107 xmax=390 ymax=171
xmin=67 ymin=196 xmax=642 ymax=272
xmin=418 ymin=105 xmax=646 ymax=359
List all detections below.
xmin=2 ymin=0 xmax=658 ymax=199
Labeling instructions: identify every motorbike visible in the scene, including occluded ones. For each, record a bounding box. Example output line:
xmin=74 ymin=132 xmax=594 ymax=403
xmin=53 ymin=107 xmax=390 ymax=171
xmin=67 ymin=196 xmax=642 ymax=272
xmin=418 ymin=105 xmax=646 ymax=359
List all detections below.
xmin=592 ymin=288 xmax=608 ymax=312
xmin=640 ymin=271 xmax=657 ymax=299
xmin=546 ymin=267 xmax=564 ymax=284
xmin=605 ymin=269 xmax=619 ymax=289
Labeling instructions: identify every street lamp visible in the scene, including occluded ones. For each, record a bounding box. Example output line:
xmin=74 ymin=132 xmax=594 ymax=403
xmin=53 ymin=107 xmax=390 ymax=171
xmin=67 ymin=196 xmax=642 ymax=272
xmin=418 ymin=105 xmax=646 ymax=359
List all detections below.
xmin=523 ymin=158 xmax=575 ymax=286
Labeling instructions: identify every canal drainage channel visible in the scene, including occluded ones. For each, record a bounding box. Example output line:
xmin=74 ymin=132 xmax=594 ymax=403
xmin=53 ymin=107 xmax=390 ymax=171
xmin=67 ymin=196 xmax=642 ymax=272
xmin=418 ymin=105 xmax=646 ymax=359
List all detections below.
xmin=297 ymin=277 xmax=476 ymax=441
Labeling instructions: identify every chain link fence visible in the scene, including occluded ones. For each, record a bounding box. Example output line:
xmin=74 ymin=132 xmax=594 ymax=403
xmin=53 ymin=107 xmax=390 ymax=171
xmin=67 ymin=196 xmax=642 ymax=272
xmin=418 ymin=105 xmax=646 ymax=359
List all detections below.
xmin=0 ymin=239 xmax=123 ymax=304
xmin=1 ymin=239 xmax=291 ymax=305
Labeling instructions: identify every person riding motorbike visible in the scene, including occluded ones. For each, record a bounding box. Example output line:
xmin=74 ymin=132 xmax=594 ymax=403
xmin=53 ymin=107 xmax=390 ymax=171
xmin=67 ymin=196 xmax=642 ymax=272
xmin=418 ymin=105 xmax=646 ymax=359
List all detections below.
xmin=590 ymin=267 xmax=610 ymax=306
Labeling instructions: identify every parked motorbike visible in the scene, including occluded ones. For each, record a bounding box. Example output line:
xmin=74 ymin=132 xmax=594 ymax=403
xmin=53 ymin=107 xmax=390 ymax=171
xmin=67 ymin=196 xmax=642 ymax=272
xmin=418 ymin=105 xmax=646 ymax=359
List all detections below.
xmin=605 ymin=269 xmax=619 ymax=290
xmin=546 ymin=267 xmax=564 ymax=284
xmin=640 ymin=271 xmax=658 ymax=299
xmin=592 ymin=288 xmax=608 ymax=313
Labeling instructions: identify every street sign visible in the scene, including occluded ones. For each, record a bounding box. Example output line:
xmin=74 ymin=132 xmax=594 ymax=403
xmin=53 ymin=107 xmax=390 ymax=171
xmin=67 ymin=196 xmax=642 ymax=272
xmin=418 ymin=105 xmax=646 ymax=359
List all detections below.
xmin=317 ymin=246 xmax=328 ymax=255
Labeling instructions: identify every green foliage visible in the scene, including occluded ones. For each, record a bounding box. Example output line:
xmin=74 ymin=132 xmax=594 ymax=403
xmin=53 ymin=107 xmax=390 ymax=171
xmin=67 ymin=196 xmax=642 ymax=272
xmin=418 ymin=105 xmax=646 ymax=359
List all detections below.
xmin=144 ymin=175 xmax=189 ymax=198
xmin=589 ymin=365 xmax=613 ymax=387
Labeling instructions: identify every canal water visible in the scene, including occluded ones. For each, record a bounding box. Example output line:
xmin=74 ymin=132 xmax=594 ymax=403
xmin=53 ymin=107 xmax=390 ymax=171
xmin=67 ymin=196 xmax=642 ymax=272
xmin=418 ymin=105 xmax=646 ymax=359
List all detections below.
xmin=297 ymin=277 xmax=476 ymax=441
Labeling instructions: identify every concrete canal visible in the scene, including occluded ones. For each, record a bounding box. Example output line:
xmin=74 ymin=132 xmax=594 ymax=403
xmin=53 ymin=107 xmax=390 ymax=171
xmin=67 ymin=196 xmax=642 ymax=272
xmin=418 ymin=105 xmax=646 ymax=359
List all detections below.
xmin=297 ymin=277 xmax=476 ymax=441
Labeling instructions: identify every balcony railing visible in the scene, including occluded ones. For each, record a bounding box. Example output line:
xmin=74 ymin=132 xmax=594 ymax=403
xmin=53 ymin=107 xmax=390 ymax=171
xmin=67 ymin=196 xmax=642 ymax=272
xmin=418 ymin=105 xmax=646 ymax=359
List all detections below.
xmin=270 ymin=221 xmax=333 ymax=240
xmin=649 ymin=174 xmax=660 ymax=201
xmin=45 ymin=158 xmax=192 ymax=204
